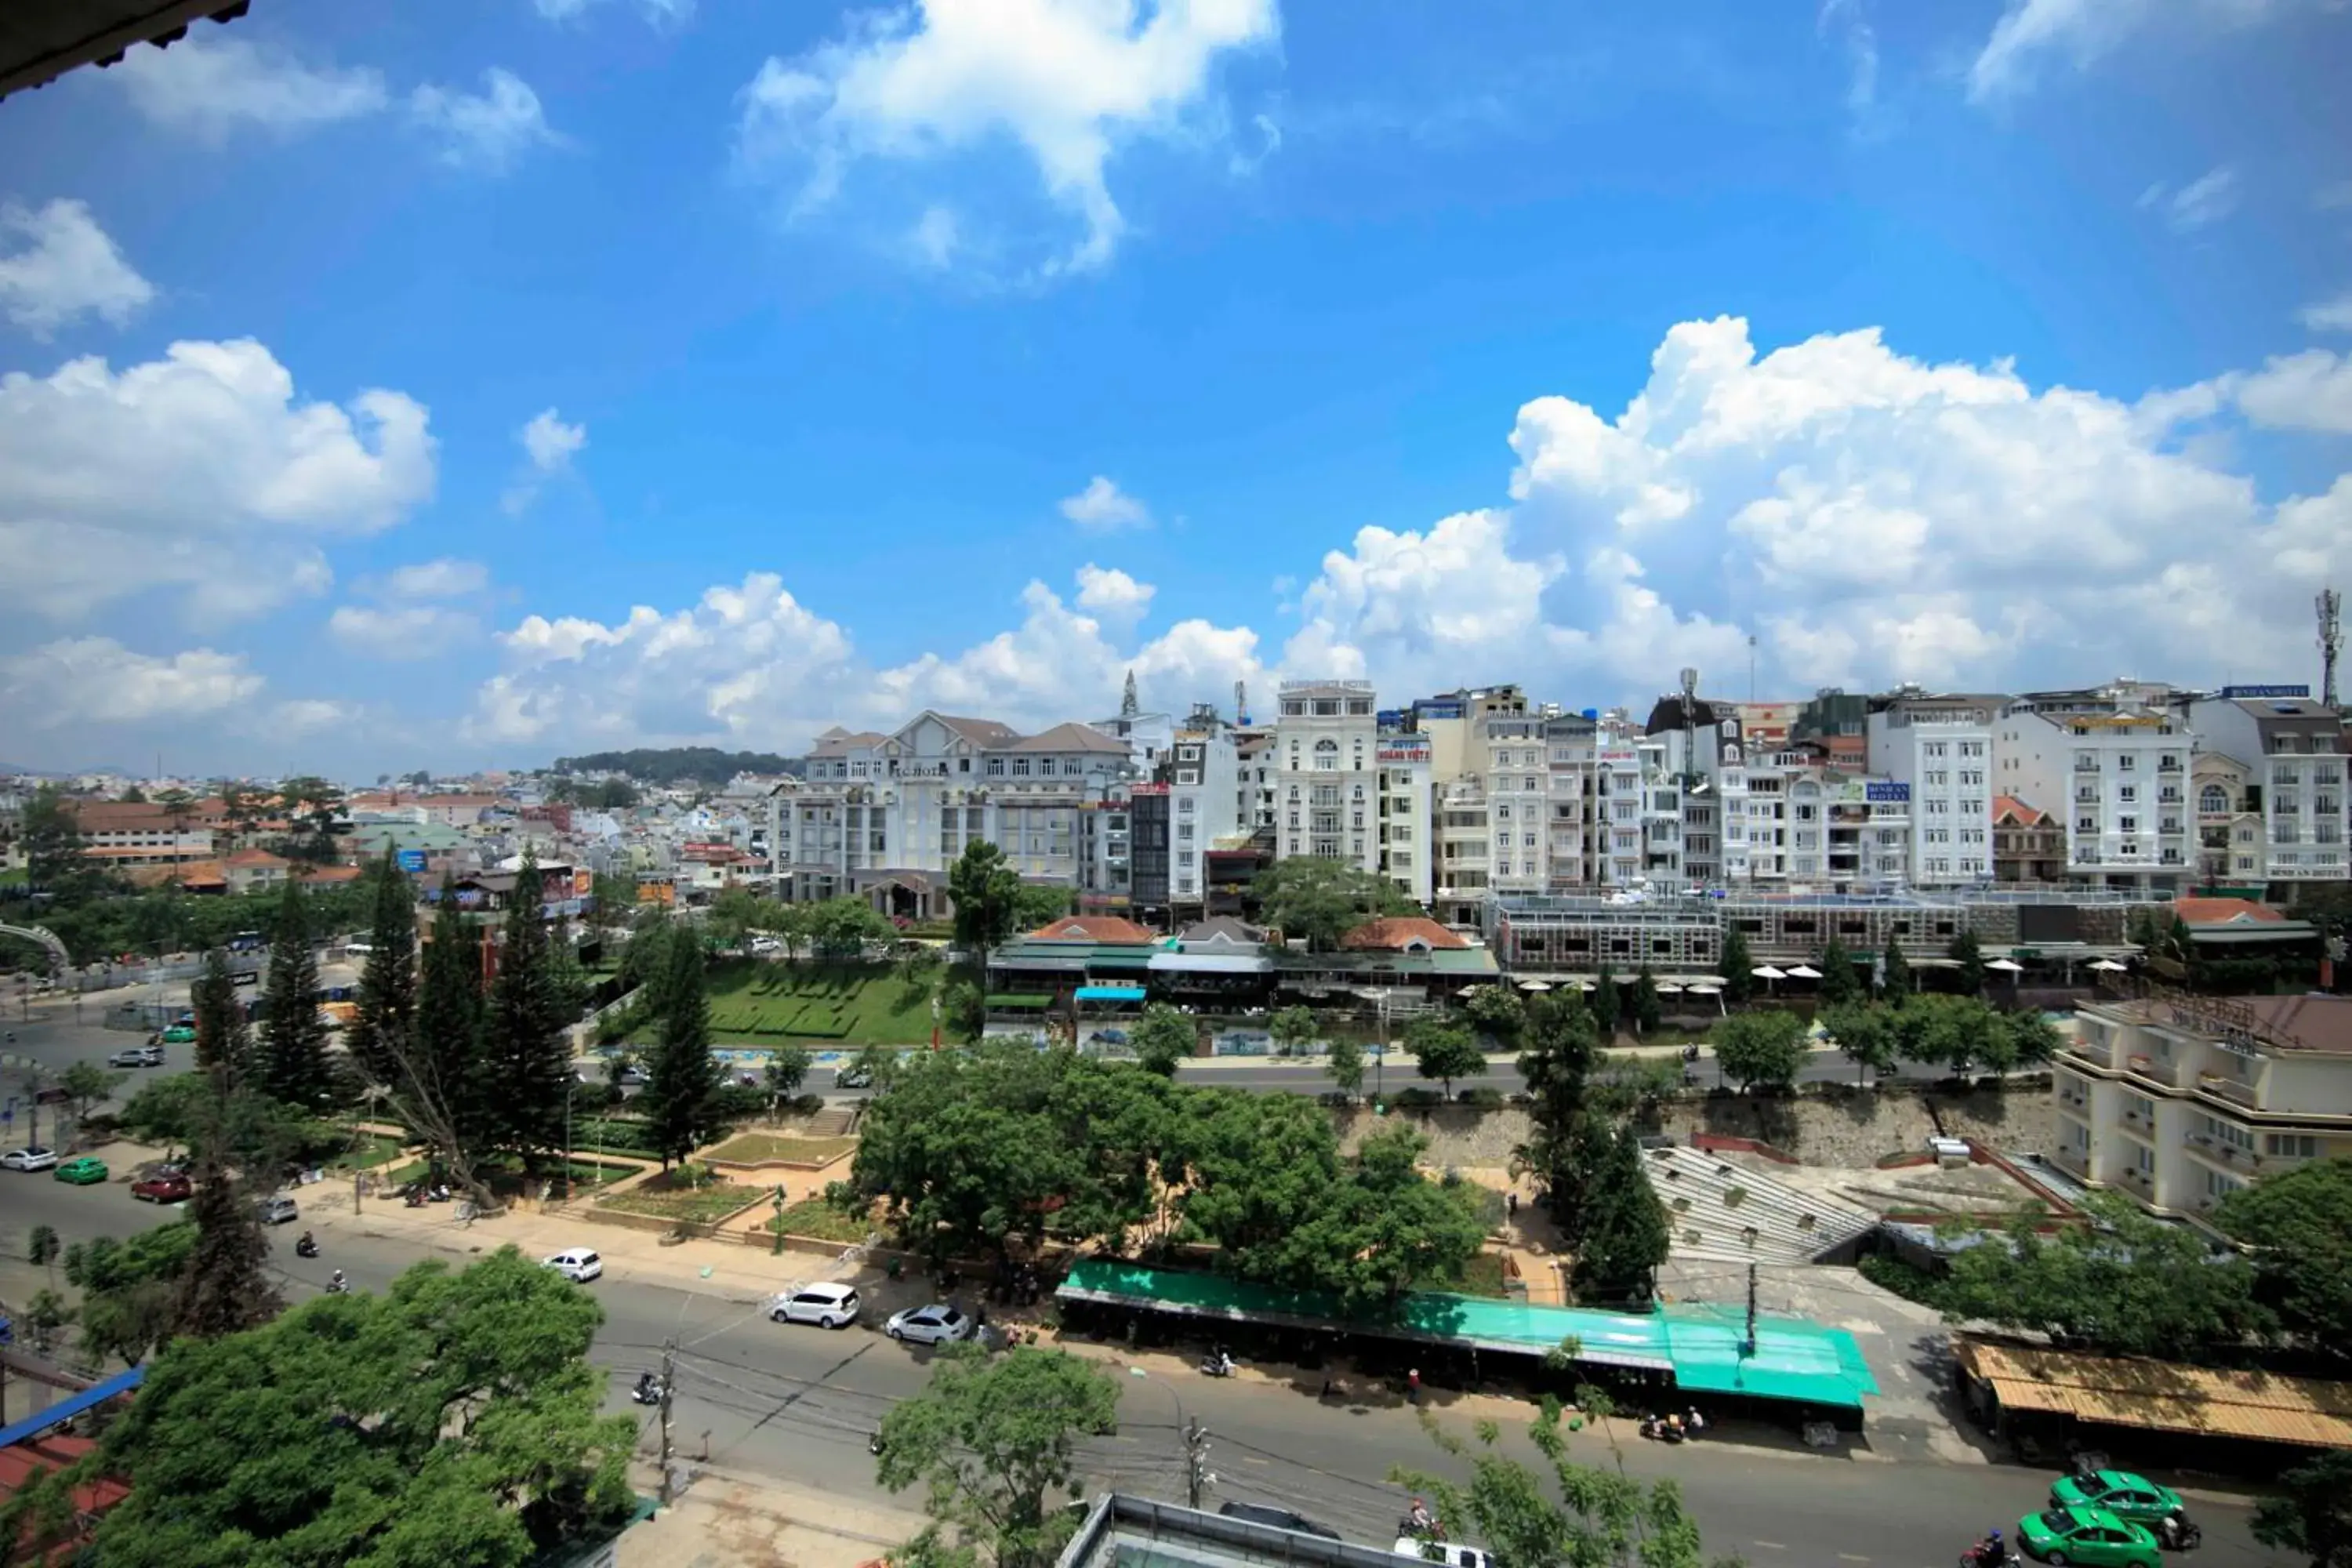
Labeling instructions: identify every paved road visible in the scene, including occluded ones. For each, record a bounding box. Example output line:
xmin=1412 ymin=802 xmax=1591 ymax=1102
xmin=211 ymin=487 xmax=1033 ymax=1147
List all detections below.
xmin=0 ymin=1174 xmax=2288 ymax=1568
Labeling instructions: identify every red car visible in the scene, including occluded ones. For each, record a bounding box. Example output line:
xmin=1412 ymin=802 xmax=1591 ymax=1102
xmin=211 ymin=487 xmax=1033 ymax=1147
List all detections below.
xmin=132 ymin=1171 xmax=192 ymax=1203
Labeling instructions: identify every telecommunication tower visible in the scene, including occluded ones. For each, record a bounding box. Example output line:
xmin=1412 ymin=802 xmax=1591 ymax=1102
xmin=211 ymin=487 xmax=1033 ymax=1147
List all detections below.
xmin=2321 ymin=588 xmax=2343 ymax=709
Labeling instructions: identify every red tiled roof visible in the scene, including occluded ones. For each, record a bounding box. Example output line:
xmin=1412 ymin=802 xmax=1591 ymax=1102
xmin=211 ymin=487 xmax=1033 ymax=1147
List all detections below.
xmin=223 ymin=848 xmax=289 ymax=869
xmin=303 ymin=864 xmax=364 ymax=884
xmin=0 ymin=1433 xmax=130 ymax=1563
xmin=1339 ymin=916 xmax=1472 ymax=951
xmin=1991 ymin=793 xmax=2049 ymax=826
xmin=1027 ymin=916 xmax=1159 ymax=945
xmin=2174 ymin=897 xmax=2285 ymax=926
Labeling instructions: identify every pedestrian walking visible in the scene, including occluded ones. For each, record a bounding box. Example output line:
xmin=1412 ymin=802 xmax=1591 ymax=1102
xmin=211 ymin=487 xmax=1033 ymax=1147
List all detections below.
xmin=1406 ymin=1367 xmax=1421 ymax=1406
xmin=1506 ymin=1192 xmax=1519 ymax=1220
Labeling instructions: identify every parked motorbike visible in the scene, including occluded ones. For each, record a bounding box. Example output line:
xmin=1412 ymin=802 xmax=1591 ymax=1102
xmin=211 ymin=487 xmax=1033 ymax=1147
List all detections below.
xmin=1199 ymin=1352 xmax=1236 ymax=1378
xmin=1639 ymin=1415 xmax=1686 ymax=1443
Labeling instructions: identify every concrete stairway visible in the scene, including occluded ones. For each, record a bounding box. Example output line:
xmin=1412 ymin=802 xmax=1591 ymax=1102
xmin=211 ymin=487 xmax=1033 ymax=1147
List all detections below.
xmin=801 ymin=1105 xmax=858 ymax=1138
xmin=1642 ymin=1145 xmax=1878 ymax=1265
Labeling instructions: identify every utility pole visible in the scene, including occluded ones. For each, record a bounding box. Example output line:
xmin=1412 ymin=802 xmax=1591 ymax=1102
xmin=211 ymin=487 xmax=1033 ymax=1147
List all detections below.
xmin=658 ymin=1338 xmax=678 ymax=1505
xmin=1183 ymin=1417 xmax=1212 ymax=1510
xmin=1741 ymin=1261 xmax=1758 ymax=1358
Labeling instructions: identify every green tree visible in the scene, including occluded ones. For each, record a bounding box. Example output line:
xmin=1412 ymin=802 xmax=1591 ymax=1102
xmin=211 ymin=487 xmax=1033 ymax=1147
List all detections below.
xmin=1569 ymin=1119 xmax=1671 ymax=1308
xmin=168 ymin=1143 xmax=281 ymax=1341
xmin=2252 ymin=1450 xmax=2352 ymax=1568
xmin=1130 ymin=1003 xmax=1196 ymax=1077
xmin=483 ymin=857 xmax=574 ymax=1163
xmin=1323 ymin=1033 xmax=1365 ymax=1099
xmin=1463 ymin=984 xmax=1528 ymax=1044
xmin=1396 ymin=1402 xmax=1739 ymax=1568
xmin=346 ymin=851 xmax=419 ymax=1090
xmin=1406 ymin=1015 xmax=1485 ymax=1099
xmin=2215 ymin=1157 xmax=2352 ymax=1352
xmin=57 ymin=1059 xmax=129 ymax=1127
xmin=189 ymin=948 xmax=249 ymax=1080
xmin=1629 ymin=968 xmax=1662 ymax=1036
xmin=875 ymin=1345 xmax=1120 ymax=1568
xmin=64 ymin=1221 xmax=196 ymax=1364
xmin=1821 ymin=1003 xmax=1896 ymax=1087
xmin=82 ymin=1249 xmax=634 ymax=1568
xmin=1287 ymin=1124 xmax=1488 ymax=1310
xmin=1589 ymin=964 xmax=1620 ymax=1039
xmin=1719 ymin=924 xmax=1755 ymax=1006
xmin=1269 ymin=1004 xmax=1319 ymax=1058
xmin=1711 ymin=1010 xmax=1807 ymax=1094
xmin=949 ymin=840 xmax=1022 ymax=967
xmin=941 ymin=976 xmax=987 ymax=1045
xmin=256 ymin=873 xmax=334 ymax=1109
xmin=810 ymin=895 xmax=895 ymax=957
xmin=1515 ymin=993 xmax=1599 ymax=1212
xmin=1948 ymin=929 xmax=1988 ymax=994
xmin=1817 ymin=936 xmax=1860 ymax=1004
xmin=588 ymin=870 xmax=637 ymax=931
xmin=115 ymin=1072 xmax=213 ymax=1150
xmin=274 ymin=775 xmax=346 ymax=862
xmin=2003 ymin=1010 xmax=2062 ymax=1072
xmin=1250 ymin=857 xmax=1414 ymax=953
xmin=641 ymin=932 xmax=724 ymax=1168
xmin=764 ymin=1042 xmax=814 ymax=1100
xmin=1171 ymin=1088 xmax=1342 ymax=1278
xmin=1008 ymin=883 xmax=1074 ymax=931
xmin=408 ymin=887 xmax=495 ymax=1187
xmin=1880 ymin=936 xmax=1912 ymax=1000
xmin=1936 ymin=1192 xmax=2270 ymax=1361
xmin=22 ymin=783 xmax=96 ymax=899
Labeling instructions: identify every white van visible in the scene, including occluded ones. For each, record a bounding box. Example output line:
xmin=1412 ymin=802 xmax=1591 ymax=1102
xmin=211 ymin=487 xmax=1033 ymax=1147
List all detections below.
xmin=1396 ymin=1541 xmax=1494 ymax=1568
xmin=770 ymin=1282 xmax=861 ymax=1330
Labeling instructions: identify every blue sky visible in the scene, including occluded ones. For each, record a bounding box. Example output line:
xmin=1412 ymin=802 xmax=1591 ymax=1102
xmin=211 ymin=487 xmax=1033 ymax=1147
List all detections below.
xmin=2 ymin=0 xmax=2348 ymax=778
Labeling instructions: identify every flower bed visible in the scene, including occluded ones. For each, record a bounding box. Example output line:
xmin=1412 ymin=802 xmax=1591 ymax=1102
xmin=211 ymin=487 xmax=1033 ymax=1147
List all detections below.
xmin=760 ymin=1197 xmax=875 ymax=1243
xmin=596 ymin=1171 xmax=763 ymax=1227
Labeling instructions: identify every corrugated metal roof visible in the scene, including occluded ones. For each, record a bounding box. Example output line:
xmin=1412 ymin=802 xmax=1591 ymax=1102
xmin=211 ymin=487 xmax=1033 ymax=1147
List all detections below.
xmin=1957 ymin=1338 xmax=2352 ymax=1448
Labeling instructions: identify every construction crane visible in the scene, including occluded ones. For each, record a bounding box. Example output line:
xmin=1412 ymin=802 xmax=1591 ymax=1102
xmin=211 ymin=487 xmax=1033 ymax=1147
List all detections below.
xmin=2321 ymin=588 xmax=2343 ymax=709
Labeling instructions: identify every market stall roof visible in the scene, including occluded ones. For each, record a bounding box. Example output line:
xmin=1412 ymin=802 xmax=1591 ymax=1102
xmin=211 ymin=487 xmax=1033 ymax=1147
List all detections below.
xmin=1059 ymin=1260 xmax=1878 ymax=1410
xmin=1147 ymin=953 xmax=1272 ymax=975
xmin=1955 ymin=1338 xmax=2352 ymax=1448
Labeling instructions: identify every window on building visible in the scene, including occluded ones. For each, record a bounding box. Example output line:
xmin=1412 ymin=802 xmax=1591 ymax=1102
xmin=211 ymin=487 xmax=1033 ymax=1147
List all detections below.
xmin=2265 ymin=1134 xmax=2319 ymax=1160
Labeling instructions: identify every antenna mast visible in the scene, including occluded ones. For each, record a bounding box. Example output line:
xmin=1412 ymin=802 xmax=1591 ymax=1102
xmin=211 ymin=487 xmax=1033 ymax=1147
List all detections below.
xmin=2321 ymin=588 xmax=2343 ymax=709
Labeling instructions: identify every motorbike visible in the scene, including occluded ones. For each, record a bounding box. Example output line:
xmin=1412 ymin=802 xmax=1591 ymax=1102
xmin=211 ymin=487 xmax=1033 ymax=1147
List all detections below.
xmin=325 ymin=1274 xmax=350 ymax=1295
xmin=630 ymin=1376 xmax=664 ymax=1407
xmin=1198 ymin=1353 xmax=1236 ymax=1378
xmin=1639 ymin=1416 xmax=1687 ymax=1444
xmin=1958 ymin=1544 xmax=2021 ymax=1568
xmin=2158 ymin=1514 xmax=2203 ymax=1552
xmin=294 ymin=1236 xmax=319 ymax=1259
xmin=868 ymin=1431 xmax=885 ymax=1456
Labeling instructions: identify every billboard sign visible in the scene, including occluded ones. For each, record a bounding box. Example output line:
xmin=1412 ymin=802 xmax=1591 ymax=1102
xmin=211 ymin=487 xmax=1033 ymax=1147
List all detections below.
xmin=394 ymin=848 xmax=428 ymax=873
xmin=2218 ymin=684 xmax=2310 ymax=700
xmin=1865 ymin=782 xmax=1911 ymax=803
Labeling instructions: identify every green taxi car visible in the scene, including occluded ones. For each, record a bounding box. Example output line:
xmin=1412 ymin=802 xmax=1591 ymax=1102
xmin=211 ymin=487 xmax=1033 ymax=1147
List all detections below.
xmin=54 ymin=1156 xmax=110 ymax=1185
xmin=2049 ymin=1471 xmax=2183 ymax=1528
xmin=160 ymin=1024 xmax=198 ymax=1044
xmin=2017 ymin=1508 xmax=2161 ymax=1568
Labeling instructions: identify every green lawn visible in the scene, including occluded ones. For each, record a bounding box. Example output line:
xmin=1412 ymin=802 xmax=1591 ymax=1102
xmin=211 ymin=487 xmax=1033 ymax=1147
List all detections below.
xmin=597 ymin=1172 xmax=760 ymax=1225
xmin=331 ymin=1134 xmax=412 ymax=1171
xmin=705 ymin=1133 xmax=857 ymax=1167
xmin=704 ymin=960 xmax=938 ymax=1045
xmin=1430 ymin=1251 xmax=1511 ymax=1298
xmin=764 ymin=1197 xmax=877 ymax=1243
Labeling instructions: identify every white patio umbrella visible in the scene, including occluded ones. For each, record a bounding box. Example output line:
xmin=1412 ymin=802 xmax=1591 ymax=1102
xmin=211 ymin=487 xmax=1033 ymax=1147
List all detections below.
xmin=1519 ymin=980 xmax=1554 ymax=992
xmin=1751 ymin=965 xmax=1788 ymax=981
xmin=1654 ymin=982 xmax=1685 ymax=994
xmin=1573 ymin=979 xmax=1598 ymax=991
xmin=2090 ymin=959 xmax=2128 ymax=972
xmin=1987 ymin=958 xmax=2024 ymax=973
xmin=1686 ymin=983 xmax=1722 ymax=995
xmin=1784 ymin=964 xmax=1822 ymax=980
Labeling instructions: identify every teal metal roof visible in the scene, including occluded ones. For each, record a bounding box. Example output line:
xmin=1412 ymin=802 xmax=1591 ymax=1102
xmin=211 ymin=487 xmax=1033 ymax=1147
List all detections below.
xmin=1058 ymin=1259 xmax=1877 ymax=1411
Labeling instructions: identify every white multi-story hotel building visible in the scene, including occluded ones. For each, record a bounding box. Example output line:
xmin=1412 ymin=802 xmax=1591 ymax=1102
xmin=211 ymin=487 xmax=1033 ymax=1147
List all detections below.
xmin=2183 ymin=694 xmax=2349 ymax=889
xmin=1272 ymin=680 xmax=1380 ymax=870
xmin=1166 ymin=709 xmax=1243 ymax=908
xmin=2055 ymin=991 xmax=2352 ymax=1221
xmin=1994 ymin=688 xmax=2194 ymax=894
xmin=1376 ymin=731 xmax=1433 ymax=904
xmin=1867 ymin=691 xmax=1999 ymax=886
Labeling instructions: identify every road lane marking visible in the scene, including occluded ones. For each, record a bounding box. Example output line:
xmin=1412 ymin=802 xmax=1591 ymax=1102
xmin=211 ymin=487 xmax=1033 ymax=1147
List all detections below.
xmin=1836 ymin=1555 xmax=1869 ymax=1563
xmin=1750 ymin=1543 xmax=1786 ymax=1552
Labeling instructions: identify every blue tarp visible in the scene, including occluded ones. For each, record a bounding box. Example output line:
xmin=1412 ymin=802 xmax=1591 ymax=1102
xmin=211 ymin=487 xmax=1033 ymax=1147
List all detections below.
xmin=0 ymin=1365 xmax=145 ymax=1450
xmin=1074 ymin=985 xmax=1147 ymax=1002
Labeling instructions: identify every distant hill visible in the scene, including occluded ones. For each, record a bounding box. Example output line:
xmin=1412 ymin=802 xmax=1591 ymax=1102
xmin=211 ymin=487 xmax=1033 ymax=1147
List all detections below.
xmin=550 ymin=748 xmax=802 ymax=786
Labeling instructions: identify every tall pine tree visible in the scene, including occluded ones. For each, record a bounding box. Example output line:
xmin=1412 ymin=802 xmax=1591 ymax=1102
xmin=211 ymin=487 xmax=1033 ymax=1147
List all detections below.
xmin=1589 ymin=963 xmax=1620 ymax=1038
xmin=168 ymin=1138 xmax=282 ymax=1341
xmin=256 ymin=873 xmax=333 ymax=1109
xmin=1567 ymin=1120 xmax=1670 ymax=1308
xmin=191 ymin=948 xmax=250 ymax=1082
xmin=346 ymin=851 xmax=419 ymax=1090
xmin=1817 ymin=935 xmax=1860 ymax=1005
xmin=641 ymin=933 xmax=723 ymax=1170
xmin=416 ymin=884 xmax=495 ymax=1177
xmin=1881 ymin=935 xmax=1913 ymax=1000
xmin=1720 ymin=925 xmax=1756 ymax=1006
xmin=482 ymin=856 xmax=573 ymax=1163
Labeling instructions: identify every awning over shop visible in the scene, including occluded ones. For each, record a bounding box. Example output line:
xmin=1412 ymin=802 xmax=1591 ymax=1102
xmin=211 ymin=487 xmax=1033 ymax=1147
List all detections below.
xmin=1955 ymin=1338 xmax=2352 ymax=1448
xmin=1074 ymin=985 xmax=1148 ymax=1003
xmin=1058 ymin=1260 xmax=1878 ymax=1410
xmin=1148 ymin=953 xmax=1274 ymax=974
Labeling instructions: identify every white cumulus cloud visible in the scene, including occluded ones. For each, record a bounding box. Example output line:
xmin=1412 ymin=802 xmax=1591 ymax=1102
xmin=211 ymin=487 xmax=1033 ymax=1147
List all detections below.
xmin=2228 ymin=349 xmax=2352 ymax=434
xmin=735 ymin=0 xmax=1279 ymax=275
xmin=0 ymin=339 xmax=436 ymax=625
xmin=110 ymin=34 xmax=389 ymax=139
xmin=0 ymin=199 xmax=154 ymax=338
xmin=384 ymin=557 xmax=491 ymax=600
xmin=410 ymin=69 xmax=564 ymax=172
xmin=329 ymin=603 xmax=479 ymax=661
xmin=2303 ymin=292 xmax=2352 ymax=333
xmin=1060 ymin=475 xmax=1151 ymax=531
xmin=1967 ymin=0 xmax=2327 ymax=104
xmin=506 ymin=408 xmax=588 ymax=514
xmin=0 ymin=637 xmax=263 ymax=727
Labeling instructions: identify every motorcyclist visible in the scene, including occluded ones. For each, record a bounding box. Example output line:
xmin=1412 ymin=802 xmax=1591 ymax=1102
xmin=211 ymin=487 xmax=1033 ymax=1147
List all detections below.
xmin=1965 ymin=1528 xmax=2007 ymax=1566
xmin=296 ymin=1229 xmax=318 ymax=1257
xmin=327 ymin=1269 xmax=348 ymax=1294
xmin=1407 ymin=1500 xmax=1436 ymax=1534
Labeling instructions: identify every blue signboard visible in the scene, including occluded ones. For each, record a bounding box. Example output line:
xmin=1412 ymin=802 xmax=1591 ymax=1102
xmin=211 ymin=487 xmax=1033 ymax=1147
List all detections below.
xmin=2218 ymin=684 xmax=2310 ymax=700
xmin=394 ymin=848 xmax=427 ymax=873
xmin=1864 ymin=782 xmax=1911 ymax=803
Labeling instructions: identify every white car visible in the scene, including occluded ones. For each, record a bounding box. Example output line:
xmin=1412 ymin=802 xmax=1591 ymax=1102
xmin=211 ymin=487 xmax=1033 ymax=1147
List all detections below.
xmin=1395 ymin=1541 xmax=1494 ymax=1568
xmin=770 ymin=1282 xmax=861 ymax=1329
xmin=884 ymin=1303 xmax=974 ymax=1345
xmin=545 ymin=1249 xmax=604 ymax=1283
xmin=2 ymin=1146 xmax=58 ymax=1173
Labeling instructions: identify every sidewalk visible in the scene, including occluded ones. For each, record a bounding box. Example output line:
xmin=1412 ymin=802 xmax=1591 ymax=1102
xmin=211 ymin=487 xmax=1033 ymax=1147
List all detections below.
xmin=620 ymin=1463 xmax=925 ymax=1568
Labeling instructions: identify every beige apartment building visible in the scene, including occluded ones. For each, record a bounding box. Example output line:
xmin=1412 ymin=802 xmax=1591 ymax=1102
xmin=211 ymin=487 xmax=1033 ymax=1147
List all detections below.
xmin=2053 ymin=991 xmax=2352 ymax=1221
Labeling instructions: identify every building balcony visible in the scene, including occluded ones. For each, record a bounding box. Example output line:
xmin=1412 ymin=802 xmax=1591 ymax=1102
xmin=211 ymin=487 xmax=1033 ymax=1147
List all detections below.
xmin=2118 ymin=1109 xmax=2154 ymax=1138
xmin=2065 ymin=1038 xmax=2114 ymax=1069
xmin=2194 ymin=1073 xmax=2259 ymax=1111
xmin=2122 ymin=1054 xmax=2180 ymax=1089
xmin=2119 ymin=1165 xmax=2155 ymax=1196
xmin=2049 ymin=1147 xmax=2091 ymax=1181
xmin=2184 ymin=1134 xmax=2262 ymax=1175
